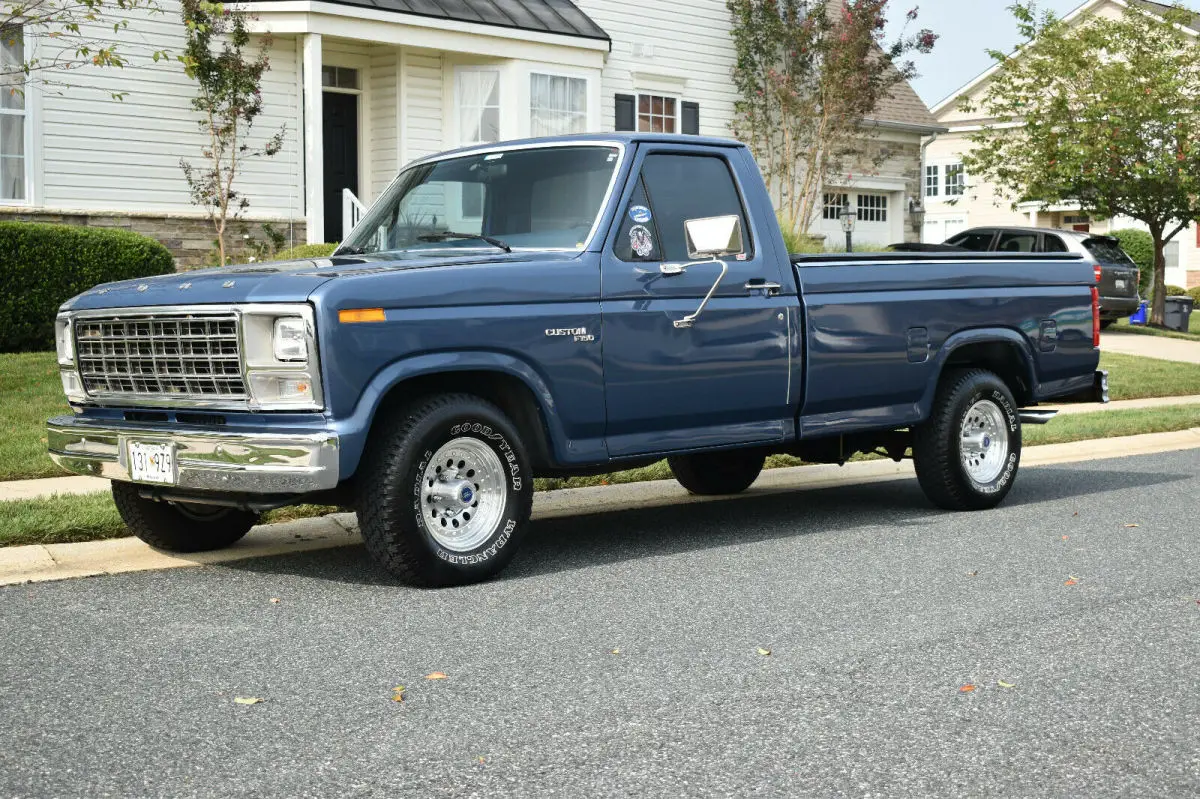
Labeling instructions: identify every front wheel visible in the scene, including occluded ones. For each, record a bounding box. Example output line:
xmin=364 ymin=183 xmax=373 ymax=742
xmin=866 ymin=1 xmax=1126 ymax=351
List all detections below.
xmin=112 ymin=482 xmax=258 ymax=552
xmin=668 ymin=450 xmax=765 ymax=496
xmin=913 ymin=368 xmax=1022 ymax=511
xmin=356 ymin=394 xmax=533 ymax=587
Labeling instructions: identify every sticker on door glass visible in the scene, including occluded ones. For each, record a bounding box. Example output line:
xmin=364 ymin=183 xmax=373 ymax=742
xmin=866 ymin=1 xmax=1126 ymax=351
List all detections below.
xmin=629 ymin=225 xmax=654 ymax=258
xmin=628 ymin=205 xmax=652 ymax=224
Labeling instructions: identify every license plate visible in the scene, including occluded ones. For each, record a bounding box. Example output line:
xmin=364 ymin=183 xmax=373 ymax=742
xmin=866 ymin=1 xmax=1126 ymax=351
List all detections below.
xmin=128 ymin=441 xmax=176 ymax=484
xmin=1115 ymin=279 xmax=1127 ymax=290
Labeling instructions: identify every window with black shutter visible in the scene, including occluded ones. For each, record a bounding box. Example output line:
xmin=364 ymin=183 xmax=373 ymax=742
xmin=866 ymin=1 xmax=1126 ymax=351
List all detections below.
xmin=615 ymin=94 xmax=635 ymax=131
xmin=681 ymin=102 xmax=699 ymax=135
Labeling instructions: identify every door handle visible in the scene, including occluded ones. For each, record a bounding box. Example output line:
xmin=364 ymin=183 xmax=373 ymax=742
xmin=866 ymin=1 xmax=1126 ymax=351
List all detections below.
xmin=744 ymin=280 xmax=782 ymax=297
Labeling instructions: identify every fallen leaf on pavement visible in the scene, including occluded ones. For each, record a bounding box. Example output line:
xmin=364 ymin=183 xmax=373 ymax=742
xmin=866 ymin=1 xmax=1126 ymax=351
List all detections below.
xmin=959 ymin=684 xmax=977 ymax=693
xmin=966 ymin=570 xmax=979 ymax=577
xmin=757 ymin=647 xmax=772 ymax=656
xmin=1124 ymin=523 xmax=1140 ymax=528
xmin=1065 ymin=578 xmax=1078 ymax=586
xmin=997 ymin=680 xmax=1016 ymax=689
xmin=234 ymin=697 xmax=263 ymax=705
xmin=426 ymin=672 xmax=448 ymax=680
xmin=269 ymin=598 xmax=281 ymax=604
xmin=391 ymin=686 xmax=406 ymax=702
xmin=611 ymin=648 xmax=620 ymax=655
xmin=1061 ymin=536 xmax=1069 ymax=541
xmin=1072 ymin=511 xmax=1079 ymax=516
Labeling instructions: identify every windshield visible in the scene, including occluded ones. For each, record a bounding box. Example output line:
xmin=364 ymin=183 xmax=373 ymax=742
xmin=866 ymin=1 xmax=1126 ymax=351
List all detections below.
xmin=339 ymin=144 xmax=622 ymax=256
xmin=1084 ymin=238 xmax=1136 ymax=267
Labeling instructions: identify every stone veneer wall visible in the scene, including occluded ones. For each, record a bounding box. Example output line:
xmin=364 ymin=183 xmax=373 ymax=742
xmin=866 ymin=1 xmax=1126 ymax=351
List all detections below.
xmin=0 ymin=209 xmax=307 ymax=270
xmin=853 ymin=138 xmax=924 ymax=243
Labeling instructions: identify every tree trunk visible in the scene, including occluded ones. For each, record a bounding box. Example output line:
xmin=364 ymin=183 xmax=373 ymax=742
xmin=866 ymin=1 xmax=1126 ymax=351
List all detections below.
xmin=1150 ymin=227 xmax=1166 ymax=327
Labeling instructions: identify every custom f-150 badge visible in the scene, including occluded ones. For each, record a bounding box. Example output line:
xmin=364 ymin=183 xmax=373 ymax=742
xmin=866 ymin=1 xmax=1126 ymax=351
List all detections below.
xmin=545 ymin=327 xmax=594 ymax=342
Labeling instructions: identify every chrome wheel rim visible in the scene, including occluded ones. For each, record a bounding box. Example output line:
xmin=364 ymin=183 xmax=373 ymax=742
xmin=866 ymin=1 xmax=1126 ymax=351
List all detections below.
xmin=960 ymin=399 xmax=1009 ymax=484
xmin=420 ymin=437 xmax=506 ymax=552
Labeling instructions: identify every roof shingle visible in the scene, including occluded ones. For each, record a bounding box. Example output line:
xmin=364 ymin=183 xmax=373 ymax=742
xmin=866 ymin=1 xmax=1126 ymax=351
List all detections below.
xmin=258 ymin=0 xmax=610 ymax=42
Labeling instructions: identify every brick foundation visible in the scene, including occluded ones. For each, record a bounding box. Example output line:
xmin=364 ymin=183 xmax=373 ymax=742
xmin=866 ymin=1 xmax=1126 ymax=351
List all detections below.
xmin=1188 ymin=271 xmax=1200 ymax=290
xmin=0 ymin=209 xmax=307 ymax=270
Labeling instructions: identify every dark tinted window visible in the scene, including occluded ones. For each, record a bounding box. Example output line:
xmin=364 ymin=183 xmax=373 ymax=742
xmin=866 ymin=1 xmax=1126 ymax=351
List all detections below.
xmin=996 ymin=232 xmax=1038 ymax=252
xmin=614 ymin=177 xmax=660 ymax=262
xmin=1084 ymin=238 xmax=1136 ymax=266
xmin=946 ymin=231 xmax=995 ymax=251
xmin=636 ymin=154 xmax=750 ymax=262
xmin=1040 ymin=234 xmax=1069 ymax=253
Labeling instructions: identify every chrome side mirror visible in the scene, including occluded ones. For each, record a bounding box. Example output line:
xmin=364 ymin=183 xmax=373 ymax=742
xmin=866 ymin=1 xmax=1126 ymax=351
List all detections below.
xmin=685 ymin=214 xmax=744 ymax=260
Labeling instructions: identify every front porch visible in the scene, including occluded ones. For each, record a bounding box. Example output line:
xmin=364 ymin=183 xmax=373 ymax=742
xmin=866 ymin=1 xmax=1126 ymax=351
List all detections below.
xmin=248 ymin=0 xmax=611 ymax=244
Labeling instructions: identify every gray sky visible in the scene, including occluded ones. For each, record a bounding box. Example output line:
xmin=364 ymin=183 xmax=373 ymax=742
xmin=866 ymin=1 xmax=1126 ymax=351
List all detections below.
xmin=888 ymin=0 xmax=1083 ymax=108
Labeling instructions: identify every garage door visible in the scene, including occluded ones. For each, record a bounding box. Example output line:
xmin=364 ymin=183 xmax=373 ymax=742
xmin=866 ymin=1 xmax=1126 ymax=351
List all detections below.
xmin=816 ymin=190 xmax=896 ymax=247
xmin=923 ymin=215 xmax=967 ymax=244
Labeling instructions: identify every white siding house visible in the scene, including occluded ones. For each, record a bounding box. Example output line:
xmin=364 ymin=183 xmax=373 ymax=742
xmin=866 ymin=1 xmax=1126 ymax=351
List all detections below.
xmin=2 ymin=0 xmax=939 ymax=265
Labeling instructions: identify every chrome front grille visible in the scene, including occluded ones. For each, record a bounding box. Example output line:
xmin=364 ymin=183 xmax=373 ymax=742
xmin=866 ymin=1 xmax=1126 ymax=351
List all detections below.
xmin=75 ymin=314 xmax=247 ymax=400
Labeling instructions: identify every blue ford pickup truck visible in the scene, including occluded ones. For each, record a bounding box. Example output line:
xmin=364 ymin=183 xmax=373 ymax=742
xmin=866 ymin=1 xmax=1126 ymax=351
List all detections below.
xmin=47 ymin=134 xmax=1107 ymax=586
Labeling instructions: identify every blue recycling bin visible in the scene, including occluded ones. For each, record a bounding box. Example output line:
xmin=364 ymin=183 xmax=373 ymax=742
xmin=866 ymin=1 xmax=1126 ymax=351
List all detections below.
xmin=1129 ymin=301 xmax=1148 ymax=326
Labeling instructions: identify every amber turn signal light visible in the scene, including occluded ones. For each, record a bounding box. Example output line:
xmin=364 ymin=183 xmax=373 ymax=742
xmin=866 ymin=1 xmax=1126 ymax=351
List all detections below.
xmin=338 ymin=308 xmax=386 ymax=324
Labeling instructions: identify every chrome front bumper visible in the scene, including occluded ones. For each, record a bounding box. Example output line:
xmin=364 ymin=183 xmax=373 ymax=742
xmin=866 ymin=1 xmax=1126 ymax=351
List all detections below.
xmin=46 ymin=416 xmax=339 ymax=494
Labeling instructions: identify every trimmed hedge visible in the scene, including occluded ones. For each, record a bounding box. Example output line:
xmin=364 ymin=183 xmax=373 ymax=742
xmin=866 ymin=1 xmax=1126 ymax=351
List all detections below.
xmin=1166 ymin=284 xmax=1188 ymax=296
xmin=1109 ymin=228 xmax=1153 ymax=296
xmin=0 ymin=222 xmax=175 ymax=353
xmin=273 ymin=242 xmax=338 ymax=261
xmin=1189 ymin=286 xmax=1200 ymax=306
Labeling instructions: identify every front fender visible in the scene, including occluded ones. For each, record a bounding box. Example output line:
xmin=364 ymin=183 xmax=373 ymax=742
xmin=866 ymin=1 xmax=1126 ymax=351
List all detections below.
xmin=330 ymin=350 xmax=571 ymax=480
xmin=917 ymin=327 xmax=1038 ymax=420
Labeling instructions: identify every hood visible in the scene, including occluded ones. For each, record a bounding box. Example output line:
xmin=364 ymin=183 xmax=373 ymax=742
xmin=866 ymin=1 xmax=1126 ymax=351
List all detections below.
xmin=62 ymin=259 xmax=336 ymax=312
xmin=60 ymin=250 xmax=568 ymax=312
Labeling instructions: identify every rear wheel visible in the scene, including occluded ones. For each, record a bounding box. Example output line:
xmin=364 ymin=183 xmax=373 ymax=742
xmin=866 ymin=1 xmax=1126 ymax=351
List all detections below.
xmin=668 ymin=450 xmax=765 ymax=496
xmin=112 ymin=482 xmax=258 ymax=553
xmin=356 ymin=394 xmax=533 ymax=587
xmin=913 ymin=368 xmax=1022 ymax=511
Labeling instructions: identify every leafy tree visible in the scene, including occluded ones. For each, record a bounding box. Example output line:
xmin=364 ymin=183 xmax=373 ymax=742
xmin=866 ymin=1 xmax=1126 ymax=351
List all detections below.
xmin=726 ymin=0 xmax=936 ymax=234
xmin=1 ymin=0 xmax=167 ymax=99
xmin=178 ymin=0 xmax=283 ymax=266
xmin=963 ymin=2 xmax=1200 ymax=326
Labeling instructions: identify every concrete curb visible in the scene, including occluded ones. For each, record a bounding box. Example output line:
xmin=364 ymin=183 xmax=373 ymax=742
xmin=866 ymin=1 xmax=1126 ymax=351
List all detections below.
xmin=2 ymin=427 xmax=1198 ymax=587
xmin=5 ymin=398 xmax=1200 ymax=503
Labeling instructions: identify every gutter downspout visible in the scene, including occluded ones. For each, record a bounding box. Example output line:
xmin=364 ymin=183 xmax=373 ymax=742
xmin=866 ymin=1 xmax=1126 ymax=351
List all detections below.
xmin=916 ymin=130 xmax=940 ymax=241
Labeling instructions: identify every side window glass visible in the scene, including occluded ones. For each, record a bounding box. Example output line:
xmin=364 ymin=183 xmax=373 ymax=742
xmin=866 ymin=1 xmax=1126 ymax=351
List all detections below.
xmin=996 ymin=232 xmax=1037 ymax=252
xmin=949 ymin=231 xmax=994 ymax=251
xmin=635 ymin=153 xmax=751 ymax=262
xmin=614 ymin=178 xmax=660 ymax=262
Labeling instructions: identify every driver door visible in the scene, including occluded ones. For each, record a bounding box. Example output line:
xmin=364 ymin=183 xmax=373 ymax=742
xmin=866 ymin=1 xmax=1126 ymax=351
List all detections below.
xmin=600 ymin=145 xmax=792 ymax=458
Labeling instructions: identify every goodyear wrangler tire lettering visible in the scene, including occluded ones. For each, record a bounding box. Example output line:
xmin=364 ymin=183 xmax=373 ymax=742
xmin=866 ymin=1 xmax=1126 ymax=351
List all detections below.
xmin=357 ymin=395 xmax=534 ymax=587
xmin=913 ymin=368 xmax=1022 ymax=511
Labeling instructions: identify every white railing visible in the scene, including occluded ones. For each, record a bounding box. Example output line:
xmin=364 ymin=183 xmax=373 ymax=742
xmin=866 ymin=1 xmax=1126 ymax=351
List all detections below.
xmin=342 ymin=188 xmax=366 ymax=241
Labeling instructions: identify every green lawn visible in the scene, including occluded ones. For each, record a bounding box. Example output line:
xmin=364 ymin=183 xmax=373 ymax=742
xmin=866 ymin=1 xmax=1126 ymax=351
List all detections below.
xmin=0 ymin=352 xmax=71 ymax=481
xmin=1112 ymin=314 xmax=1200 ymax=341
xmin=1101 ymin=351 xmax=1200 ymax=400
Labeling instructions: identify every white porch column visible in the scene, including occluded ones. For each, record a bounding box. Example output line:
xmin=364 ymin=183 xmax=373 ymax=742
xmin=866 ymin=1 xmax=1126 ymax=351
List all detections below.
xmin=302 ymin=33 xmax=324 ymax=244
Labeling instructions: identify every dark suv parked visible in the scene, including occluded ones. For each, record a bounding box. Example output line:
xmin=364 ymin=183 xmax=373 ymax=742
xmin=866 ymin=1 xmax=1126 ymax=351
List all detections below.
xmin=944 ymin=227 xmax=1141 ymax=327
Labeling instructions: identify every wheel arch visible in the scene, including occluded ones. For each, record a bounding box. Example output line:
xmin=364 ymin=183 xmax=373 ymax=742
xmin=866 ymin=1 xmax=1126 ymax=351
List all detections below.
xmin=920 ymin=329 xmax=1037 ymax=418
xmin=334 ymin=352 xmax=563 ymax=480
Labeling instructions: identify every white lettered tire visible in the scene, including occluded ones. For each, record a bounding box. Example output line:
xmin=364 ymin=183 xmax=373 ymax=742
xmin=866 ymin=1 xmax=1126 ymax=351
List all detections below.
xmin=913 ymin=368 xmax=1022 ymax=511
xmin=357 ymin=394 xmax=533 ymax=587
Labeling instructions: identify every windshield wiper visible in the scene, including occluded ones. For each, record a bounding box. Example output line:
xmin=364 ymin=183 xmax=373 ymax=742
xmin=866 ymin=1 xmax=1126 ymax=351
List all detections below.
xmin=416 ymin=231 xmax=512 ymax=253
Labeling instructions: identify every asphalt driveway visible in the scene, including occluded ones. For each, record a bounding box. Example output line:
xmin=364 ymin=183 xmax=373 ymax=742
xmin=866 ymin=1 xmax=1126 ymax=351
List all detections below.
xmin=2 ymin=449 xmax=1198 ymax=797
